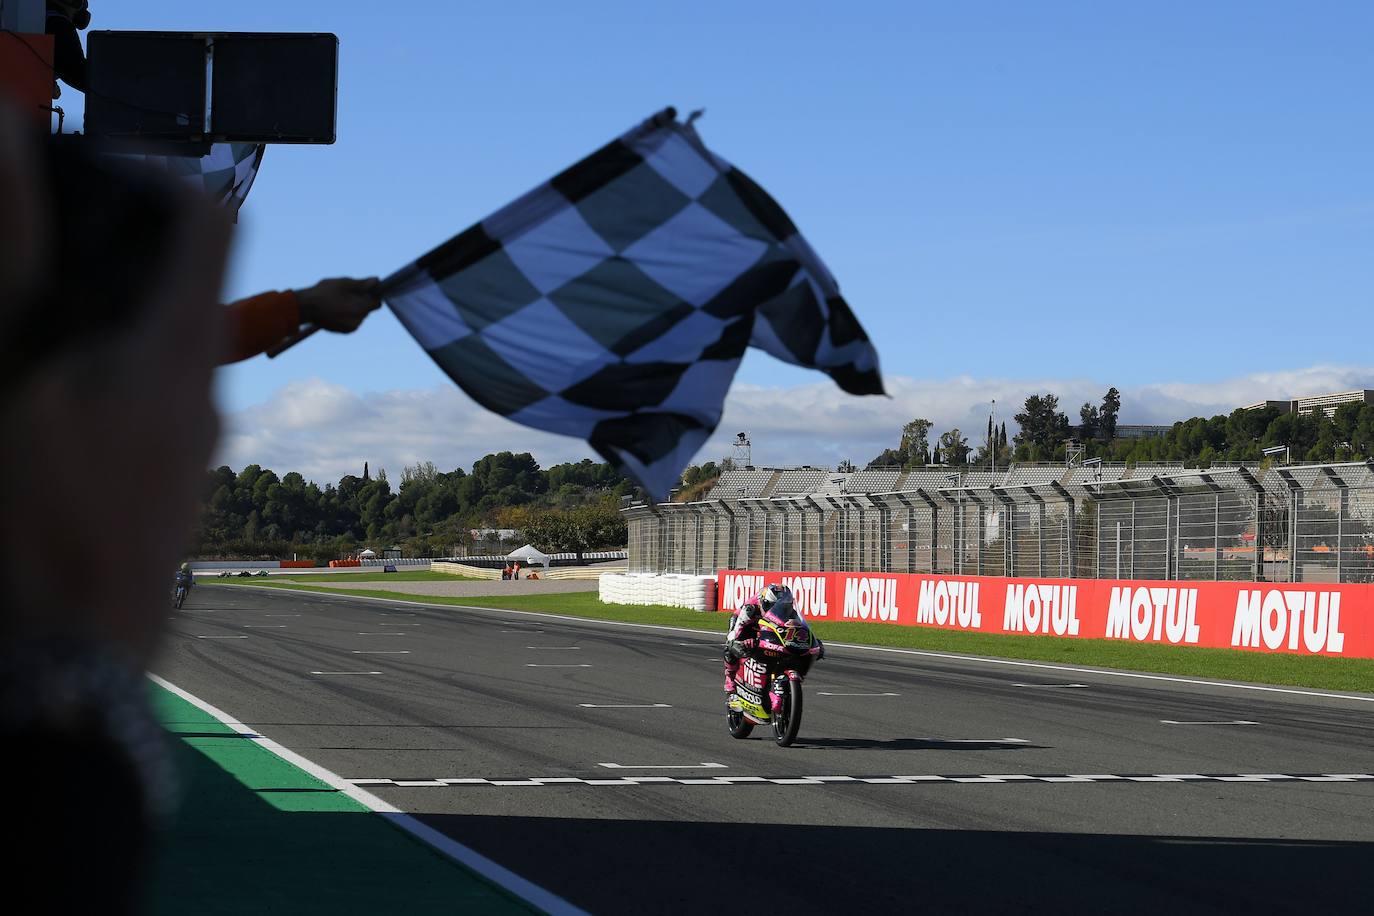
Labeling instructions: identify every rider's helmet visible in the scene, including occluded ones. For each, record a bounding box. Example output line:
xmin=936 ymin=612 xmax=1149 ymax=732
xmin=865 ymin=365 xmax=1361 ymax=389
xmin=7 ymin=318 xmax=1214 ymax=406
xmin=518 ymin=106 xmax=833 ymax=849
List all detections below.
xmin=758 ymin=584 xmax=812 ymax=650
xmin=758 ymin=584 xmax=796 ymax=623
xmin=179 ymin=562 xmax=191 ymax=573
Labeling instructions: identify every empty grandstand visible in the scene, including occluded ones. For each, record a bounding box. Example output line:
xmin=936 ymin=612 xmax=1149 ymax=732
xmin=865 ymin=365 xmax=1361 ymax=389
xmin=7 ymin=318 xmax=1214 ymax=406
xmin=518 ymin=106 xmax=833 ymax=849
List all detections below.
xmin=705 ymin=467 xmax=776 ymax=500
xmin=766 ymin=468 xmax=827 ymax=497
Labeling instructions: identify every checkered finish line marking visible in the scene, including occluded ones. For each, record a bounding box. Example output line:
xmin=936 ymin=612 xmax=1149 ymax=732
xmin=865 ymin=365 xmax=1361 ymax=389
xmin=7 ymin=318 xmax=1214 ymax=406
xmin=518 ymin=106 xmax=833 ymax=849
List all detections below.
xmin=351 ymin=773 xmax=1374 ymax=788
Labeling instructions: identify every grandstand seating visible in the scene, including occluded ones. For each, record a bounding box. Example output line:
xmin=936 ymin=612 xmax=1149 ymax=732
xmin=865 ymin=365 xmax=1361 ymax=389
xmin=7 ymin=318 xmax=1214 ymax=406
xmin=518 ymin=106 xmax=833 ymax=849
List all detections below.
xmin=898 ymin=468 xmax=963 ymax=491
xmin=1270 ymin=466 xmax=1325 ymax=491
xmin=843 ymin=469 xmax=901 ymax=493
xmin=1134 ymin=464 xmax=1188 ymax=478
xmin=813 ymin=474 xmax=849 ymax=496
xmin=705 ymin=467 xmax=777 ymax=500
xmin=696 ymin=462 xmax=1335 ymax=502
xmin=1064 ymin=465 xmax=1127 ymax=485
xmin=1001 ymin=466 xmax=1065 ymax=487
xmin=771 ymin=468 xmax=829 ymax=496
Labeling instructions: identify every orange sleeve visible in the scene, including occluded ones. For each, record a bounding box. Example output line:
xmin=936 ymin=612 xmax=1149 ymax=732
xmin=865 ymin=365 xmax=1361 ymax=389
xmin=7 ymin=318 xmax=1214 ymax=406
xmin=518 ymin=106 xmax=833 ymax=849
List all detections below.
xmin=221 ymin=290 xmax=301 ymax=364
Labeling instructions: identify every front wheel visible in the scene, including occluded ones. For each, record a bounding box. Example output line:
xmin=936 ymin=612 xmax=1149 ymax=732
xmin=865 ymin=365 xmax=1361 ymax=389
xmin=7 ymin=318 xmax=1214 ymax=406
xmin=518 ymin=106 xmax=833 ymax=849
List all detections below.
xmin=772 ymin=677 xmax=803 ymax=747
xmin=726 ymin=705 xmax=754 ymax=739
xmin=174 ymin=587 xmax=186 ymax=609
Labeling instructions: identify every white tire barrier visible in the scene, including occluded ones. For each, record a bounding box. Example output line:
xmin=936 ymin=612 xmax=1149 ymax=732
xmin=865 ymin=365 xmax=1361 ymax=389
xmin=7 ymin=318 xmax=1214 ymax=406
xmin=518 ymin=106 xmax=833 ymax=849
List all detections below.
xmin=599 ymin=573 xmax=717 ymax=611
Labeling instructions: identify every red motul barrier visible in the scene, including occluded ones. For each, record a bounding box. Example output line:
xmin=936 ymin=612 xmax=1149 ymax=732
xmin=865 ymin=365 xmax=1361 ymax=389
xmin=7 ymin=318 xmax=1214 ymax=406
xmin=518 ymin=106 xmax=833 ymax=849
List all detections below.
xmin=716 ymin=570 xmax=1374 ymax=659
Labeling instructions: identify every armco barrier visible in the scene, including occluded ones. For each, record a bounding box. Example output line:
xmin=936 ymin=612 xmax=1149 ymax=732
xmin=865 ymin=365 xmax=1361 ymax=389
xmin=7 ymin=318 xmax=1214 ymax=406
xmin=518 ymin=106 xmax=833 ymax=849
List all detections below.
xmin=717 ymin=569 xmax=1374 ymax=659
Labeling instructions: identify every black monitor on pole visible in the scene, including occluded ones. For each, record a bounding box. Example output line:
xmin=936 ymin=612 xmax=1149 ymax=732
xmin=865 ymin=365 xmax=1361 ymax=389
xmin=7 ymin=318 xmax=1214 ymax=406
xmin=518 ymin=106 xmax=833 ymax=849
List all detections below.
xmin=85 ymin=31 xmax=338 ymax=148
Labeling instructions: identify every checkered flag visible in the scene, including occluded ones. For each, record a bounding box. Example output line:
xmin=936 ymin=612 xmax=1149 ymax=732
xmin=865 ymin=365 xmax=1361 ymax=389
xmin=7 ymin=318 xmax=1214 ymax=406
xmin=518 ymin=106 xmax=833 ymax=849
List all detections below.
xmin=384 ymin=108 xmax=883 ymax=498
xmin=138 ymin=142 xmax=266 ymax=209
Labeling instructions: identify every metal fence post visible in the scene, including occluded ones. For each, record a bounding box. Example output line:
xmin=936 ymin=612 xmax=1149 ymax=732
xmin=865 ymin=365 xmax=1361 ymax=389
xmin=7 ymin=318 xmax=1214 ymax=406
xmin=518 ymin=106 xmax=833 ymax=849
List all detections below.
xmin=1053 ymin=482 xmax=1076 ymax=579
xmin=1338 ymin=486 xmax=1347 ymax=582
xmin=1163 ymin=492 xmax=1173 ymax=580
xmin=1291 ymin=488 xmax=1300 ymax=583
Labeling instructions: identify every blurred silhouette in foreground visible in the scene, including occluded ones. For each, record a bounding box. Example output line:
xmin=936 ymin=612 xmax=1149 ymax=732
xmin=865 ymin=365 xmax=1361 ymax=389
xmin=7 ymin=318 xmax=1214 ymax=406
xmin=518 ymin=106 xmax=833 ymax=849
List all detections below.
xmin=0 ymin=101 xmax=232 ymax=914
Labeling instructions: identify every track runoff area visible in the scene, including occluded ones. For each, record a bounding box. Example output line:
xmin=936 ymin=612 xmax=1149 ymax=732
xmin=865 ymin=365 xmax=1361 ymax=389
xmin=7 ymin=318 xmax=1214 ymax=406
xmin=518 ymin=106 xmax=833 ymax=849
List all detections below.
xmin=157 ymin=584 xmax=1374 ymax=914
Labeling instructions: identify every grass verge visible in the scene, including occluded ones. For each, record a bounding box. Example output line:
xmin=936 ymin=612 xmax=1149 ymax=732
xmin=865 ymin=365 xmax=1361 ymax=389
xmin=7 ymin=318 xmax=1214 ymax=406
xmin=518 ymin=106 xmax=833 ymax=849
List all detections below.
xmin=204 ymin=583 xmax=1374 ymax=694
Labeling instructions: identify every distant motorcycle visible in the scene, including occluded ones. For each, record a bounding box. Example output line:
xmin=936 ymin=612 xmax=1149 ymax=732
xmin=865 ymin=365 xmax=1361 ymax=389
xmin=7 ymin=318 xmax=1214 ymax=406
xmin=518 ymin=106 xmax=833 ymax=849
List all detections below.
xmin=725 ymin=607 xmax=822 ymax=747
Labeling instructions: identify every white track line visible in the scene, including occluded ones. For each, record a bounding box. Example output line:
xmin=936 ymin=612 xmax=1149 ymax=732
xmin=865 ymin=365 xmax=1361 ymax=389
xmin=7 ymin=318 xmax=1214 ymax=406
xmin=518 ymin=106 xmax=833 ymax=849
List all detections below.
xmin=1013 ymin=683 xmax=1090 ymax=689
xmin=599 ymin=762 xmax=727 ymax=770
xmin=349 ymin=772 xmax=1374 ymax=788
xmin=212 ymin=585 xmax=1374 ymax=705
xmin=1160 ymin=720 xmax=1259 ymax=726
xmin=148 ymin=674 xmax=587 ymax=916
xmin=578 ymin=703 xmax=672 ymax=708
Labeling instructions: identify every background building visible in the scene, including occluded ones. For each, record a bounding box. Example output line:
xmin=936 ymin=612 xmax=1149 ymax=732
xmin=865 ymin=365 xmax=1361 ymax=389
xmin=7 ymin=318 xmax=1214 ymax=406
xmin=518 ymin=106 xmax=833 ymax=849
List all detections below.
xmin=1242 ymin=390 xmax=1374 ymax=417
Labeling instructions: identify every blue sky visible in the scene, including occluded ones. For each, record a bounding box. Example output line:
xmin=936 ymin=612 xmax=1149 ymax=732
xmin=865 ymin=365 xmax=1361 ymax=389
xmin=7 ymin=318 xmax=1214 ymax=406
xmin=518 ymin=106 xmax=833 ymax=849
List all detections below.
xmin=63 ymin=2 xmax=1374 ymax=478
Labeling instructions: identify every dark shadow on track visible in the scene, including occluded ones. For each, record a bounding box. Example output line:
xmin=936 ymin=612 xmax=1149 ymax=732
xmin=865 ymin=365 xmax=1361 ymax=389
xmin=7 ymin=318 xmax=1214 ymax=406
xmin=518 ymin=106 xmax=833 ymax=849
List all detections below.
xmin=788 ymin=736 xmax=1049 ymax=751
xmin=418 ymin=812 xmax=1370 ymax=915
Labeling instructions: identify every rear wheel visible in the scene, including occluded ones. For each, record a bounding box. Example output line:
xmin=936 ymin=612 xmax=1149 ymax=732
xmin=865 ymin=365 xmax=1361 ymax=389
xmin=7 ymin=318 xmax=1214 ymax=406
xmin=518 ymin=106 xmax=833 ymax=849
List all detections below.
xmin=772 ymin=677 xmax=803 ymax=747
xmin=726 ymin=705 xmax=754 ymax=739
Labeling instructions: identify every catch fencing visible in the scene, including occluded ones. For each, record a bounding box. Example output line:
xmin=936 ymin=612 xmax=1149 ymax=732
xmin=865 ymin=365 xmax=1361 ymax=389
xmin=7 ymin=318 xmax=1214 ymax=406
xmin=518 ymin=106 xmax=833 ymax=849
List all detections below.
xmin=624 ymin=462 xmax=1374 ymax=585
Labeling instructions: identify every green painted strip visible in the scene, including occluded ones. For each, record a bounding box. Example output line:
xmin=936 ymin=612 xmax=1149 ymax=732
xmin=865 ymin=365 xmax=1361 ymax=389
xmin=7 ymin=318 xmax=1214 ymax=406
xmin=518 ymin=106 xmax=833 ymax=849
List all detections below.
xmin=146 ymin=685 xmax=540 ymax=915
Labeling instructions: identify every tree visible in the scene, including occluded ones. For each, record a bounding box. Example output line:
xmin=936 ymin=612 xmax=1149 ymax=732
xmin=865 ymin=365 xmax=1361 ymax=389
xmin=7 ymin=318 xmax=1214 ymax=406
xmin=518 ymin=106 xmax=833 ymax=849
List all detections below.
xmin=1079 ymin=402 xmax=1100 ymax=440
xmin=900 ymin=418 xmax=933 ymax=466
xmin=520 ymin=503 xmax=627 ymax=562
xmin=1100 ymin=387 xmax=1121 ymax=440
xmin=837 ymin=458 xmax=857 ymax=473
xmin=1013 ymin=394 xmax=1071 ymax=457
xmin=938 ymin=429 xmax=971 ymax=465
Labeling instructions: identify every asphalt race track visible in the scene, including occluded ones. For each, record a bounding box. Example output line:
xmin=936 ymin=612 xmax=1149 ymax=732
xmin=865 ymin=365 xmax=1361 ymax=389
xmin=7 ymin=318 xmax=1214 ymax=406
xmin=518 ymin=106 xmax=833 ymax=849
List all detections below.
xmin=160 ymin=585 xmax=1374 ymax=914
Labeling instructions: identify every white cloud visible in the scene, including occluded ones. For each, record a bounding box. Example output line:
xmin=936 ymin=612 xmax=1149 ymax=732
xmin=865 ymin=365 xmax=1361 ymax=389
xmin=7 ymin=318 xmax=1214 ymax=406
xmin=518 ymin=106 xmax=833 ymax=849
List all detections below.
xmin=215 ymin=379 xmax=603 ymax=483
xmin=217 ymin=365 xmax=1374 ymax=483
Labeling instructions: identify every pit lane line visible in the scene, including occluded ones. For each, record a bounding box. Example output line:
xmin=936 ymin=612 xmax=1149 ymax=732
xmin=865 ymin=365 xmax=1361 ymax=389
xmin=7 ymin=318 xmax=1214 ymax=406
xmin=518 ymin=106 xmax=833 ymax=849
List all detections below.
xmin=209 ymin=584 xmax=1374 ymax=706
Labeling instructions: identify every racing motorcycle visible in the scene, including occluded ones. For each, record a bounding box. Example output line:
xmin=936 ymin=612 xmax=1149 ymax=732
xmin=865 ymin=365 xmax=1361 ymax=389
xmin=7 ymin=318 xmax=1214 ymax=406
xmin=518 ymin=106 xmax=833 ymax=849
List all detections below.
xmin=725 ymin=604 xmax=821 ymax=747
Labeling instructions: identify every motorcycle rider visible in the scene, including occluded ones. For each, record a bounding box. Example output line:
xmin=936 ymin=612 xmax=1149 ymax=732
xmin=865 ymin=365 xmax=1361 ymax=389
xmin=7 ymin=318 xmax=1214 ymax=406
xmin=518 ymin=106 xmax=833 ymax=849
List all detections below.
xmin=173 ymin=563 xmax=194 ymax=600
xmin=723 ymin=583 xmax=823 ymax=693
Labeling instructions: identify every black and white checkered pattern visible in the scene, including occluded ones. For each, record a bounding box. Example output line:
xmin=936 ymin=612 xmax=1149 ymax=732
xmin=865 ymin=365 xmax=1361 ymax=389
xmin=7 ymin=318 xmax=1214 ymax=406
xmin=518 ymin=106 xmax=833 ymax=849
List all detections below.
xmin=383 ymin=108 xmax=883 ymax=498
xmin=352 ymin=773 xmax=1374 ymax=788
xmin=139 ymin=142 xmax=266 ymax=209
